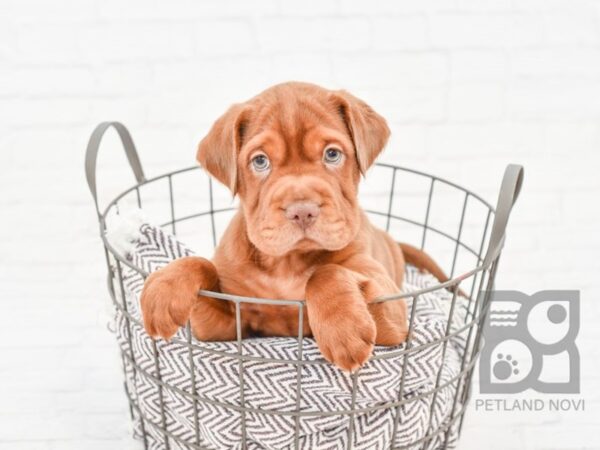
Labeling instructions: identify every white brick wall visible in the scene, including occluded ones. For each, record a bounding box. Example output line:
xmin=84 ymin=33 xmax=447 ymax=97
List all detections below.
xmin=1 ymin=0 xmax=599 ymax=448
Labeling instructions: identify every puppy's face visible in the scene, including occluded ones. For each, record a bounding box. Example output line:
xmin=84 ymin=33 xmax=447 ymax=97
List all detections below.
xmin=198 ymin=82 xmax=390 ymax=256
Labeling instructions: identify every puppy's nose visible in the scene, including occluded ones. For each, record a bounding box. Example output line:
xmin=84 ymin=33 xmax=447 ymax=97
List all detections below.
xmin=285 ymin=202 xmax=320 ymax=230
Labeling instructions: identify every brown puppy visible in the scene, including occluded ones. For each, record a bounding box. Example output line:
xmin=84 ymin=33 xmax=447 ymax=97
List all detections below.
xmin=141 ymin=82 xmax=443 ymax=371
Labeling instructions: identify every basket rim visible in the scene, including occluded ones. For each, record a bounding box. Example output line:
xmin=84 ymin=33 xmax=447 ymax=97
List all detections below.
xmin=99 ymin=162 xmax=495 ymax=306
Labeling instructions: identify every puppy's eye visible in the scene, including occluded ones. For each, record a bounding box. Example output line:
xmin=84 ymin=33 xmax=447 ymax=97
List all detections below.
xmin=251 ymin=153 xmax=270 ymax=172
xmin=323 ymin=147 xmax=343 ymax=165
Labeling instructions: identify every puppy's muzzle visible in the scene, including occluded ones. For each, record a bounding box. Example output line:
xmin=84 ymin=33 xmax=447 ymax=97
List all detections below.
xmin=285 ymin=202 xmax=320 ymax=230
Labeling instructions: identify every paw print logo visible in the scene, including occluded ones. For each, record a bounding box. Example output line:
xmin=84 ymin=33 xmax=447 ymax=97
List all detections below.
xmin=494 ymin=353 xmax=519 ymax=380
xmin=480 ymin=291 xmax=579 ymax=394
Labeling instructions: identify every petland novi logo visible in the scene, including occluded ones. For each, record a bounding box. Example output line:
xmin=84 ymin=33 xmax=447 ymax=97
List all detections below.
xmin=479 ymin=290 xmax=580 ymax=394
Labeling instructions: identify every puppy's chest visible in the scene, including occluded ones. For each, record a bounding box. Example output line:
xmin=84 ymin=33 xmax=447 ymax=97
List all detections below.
xmin=250 ymin=270 xmax=312 ymax=300
xmin=221 ymin=267 xmax=313 ymax=301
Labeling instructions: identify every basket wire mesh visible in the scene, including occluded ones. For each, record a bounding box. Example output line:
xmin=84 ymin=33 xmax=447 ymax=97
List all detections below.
xmin=86 ymin=122 xmax=523 ymax=450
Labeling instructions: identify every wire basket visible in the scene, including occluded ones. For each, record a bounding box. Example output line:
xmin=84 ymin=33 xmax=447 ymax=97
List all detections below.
xmin=85 ymin=122 xmax=523 ymax=450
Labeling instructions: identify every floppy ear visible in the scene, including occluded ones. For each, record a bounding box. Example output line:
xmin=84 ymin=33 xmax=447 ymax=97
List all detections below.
xmin=332 ymin=91 xmax=390 ymax=175
xmin=197 ymin=103 xmax=248 ymax=194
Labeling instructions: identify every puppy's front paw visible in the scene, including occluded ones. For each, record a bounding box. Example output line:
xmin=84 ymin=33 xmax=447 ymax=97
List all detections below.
xmin=308 ymin=298 xmax=377 ymax=372
xmin=311 ymin=304 xmax=377 ymax=372
xmin=140 ymin=257 xmax=218 ymax=340
xmin=306 ymin=264 xmax=379 ymax=372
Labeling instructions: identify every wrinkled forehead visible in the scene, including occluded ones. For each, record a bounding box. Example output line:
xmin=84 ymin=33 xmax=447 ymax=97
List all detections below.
xmin=242 ymin=92 xmax=350 ymax=152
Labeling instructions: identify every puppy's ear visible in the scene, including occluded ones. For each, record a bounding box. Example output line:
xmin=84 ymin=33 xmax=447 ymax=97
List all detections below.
xmin=197 ymin=103 xmax=248 ymax=194
xmin=332 ymin=91 xmax=390 ymax=175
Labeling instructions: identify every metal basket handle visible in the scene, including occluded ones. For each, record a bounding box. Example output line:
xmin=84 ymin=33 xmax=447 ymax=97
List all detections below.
xmin=482 ymin=164 xmax=524 ymax=266
xmin=85 ymin=122 xmax=146 ymax=217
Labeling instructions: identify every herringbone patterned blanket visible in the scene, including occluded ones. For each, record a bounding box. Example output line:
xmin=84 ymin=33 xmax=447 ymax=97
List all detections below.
xmin=110 ymin=223 xmax=472 ymax=450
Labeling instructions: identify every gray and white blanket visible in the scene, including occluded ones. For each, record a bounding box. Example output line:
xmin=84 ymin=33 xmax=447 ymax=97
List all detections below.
xmin=110 ymin=223 xmax=473 ymax=450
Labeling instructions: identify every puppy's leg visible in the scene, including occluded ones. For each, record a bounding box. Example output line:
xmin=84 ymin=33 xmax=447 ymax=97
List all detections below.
xmin=305 ymin=264 xmax=377 ymax=372
xmin=140 ymin=256 xmax=236 ymax=341
xmin=360 ymin=275 xmax=409 ymax=346
xmin=338 ymin=255 xmax=409 ymax=346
